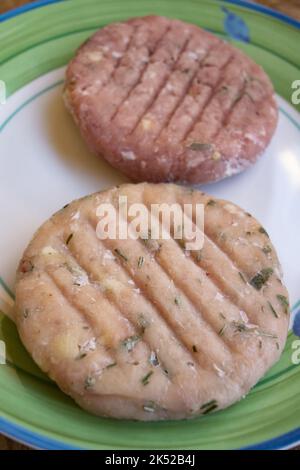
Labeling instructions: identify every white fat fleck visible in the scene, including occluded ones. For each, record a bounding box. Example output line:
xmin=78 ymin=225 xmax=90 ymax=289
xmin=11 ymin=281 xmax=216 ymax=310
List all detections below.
xmin=42 ymin=246 xmax=58 ymax=256
xmin=141 ymin=118 xmax=153 ymax=130
xmin=71 ymin=211 xmax=80 ymax=221
xmin=103 ymin=250 xmax=115 ymax=261
xmin=79 ymin=337 xmax=97 ymax=354
xmin=215 ymin=292 xmax=224 ymax=302
xmin=71 ymin=265 xmax=89 ymax=286
xmin=133 ymin=288 xmax=141 ymax=294
xmin=244 ymin=132 xmax=263 ymax=146
xmin=224 ymin=203 xmax=245 ymax=218
xmin=149 ymin=71 xmax=157 ymax=80
xmin=86 ymin=51 xmax=103 ymax=62
xmin=239 ymin=310 xmax=249 ymax=323
xmin=112 ymin=51 xmax=123 ymax=59
xmin=121 ymin=149 xmax=136 ymax=160
xmin=213 ymin=363 xmax=225 ymax=378
xmin=232 ymin=222 xmax=238 ymax=227
xmin=128 ymin=279 xmax=135 ymax=285
xmin=166 ymin=83 xmax=175 ymax=92
xmin=187 ymin=51 xmax=198 ymax=61
xmin=223 ymin=160 xmax=242 ymax=178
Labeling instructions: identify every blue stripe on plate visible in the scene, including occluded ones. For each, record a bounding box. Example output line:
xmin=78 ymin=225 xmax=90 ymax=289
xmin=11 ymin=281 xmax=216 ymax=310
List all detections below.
xmin=223 ymin=0 xmax=300 ymax=29
xmin=0 ymin=0 xmax=67 ymax=22
xmin=0 ymin=0 xmax=300 ymax=30
xmin=1 ymin=415 xmax=299 ymax=450
xmin=0 ymin=417 xmax=79 ymax=450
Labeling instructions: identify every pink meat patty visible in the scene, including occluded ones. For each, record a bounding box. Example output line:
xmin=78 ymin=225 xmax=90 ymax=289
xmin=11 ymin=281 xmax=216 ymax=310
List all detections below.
xmin=64 ymin=16 xmax=278 ymax=184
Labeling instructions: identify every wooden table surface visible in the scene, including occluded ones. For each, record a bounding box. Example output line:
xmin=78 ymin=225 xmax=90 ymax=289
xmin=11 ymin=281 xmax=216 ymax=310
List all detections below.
xmin=1 ymin=0 xmax=299 ymax=451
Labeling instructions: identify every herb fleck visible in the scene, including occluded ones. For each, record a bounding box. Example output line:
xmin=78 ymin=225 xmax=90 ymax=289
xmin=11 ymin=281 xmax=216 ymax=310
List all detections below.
xmin=122 ymin=335 xmax=140 ymax=352
xmin=138 ymin=315 xmax=149 ymax=334
xmin=276 ymin=294 xmax=289 ymax=314
xmin=218 ymin=325 xmax=226 ymax=336
xmin=267 ymin=301 xmax=279 ymax=318
xmin=149 ymin=351 xmax=159 ymax=367
xmin=238 ymin=271 xmax=247 ymax=284
xmin=137 ymin=256 xmax=144 ymax=268
xmin=141 ymin=371 xmax=154 ymax=386
xmin=207 ymin=199 xmax=216 ymax=206
xmin=114 ymin=248 xmax=128 ymax=262
xmin=84 ymin=376 xmax=96 ymax=390
xmin=188 ymin=143 xmax=213 ymax=152
xmin=200 ymin=399 xmax=218 ymax=414
xmin=258 ymin=226 xmax=269 ymax=237
xmin=143 ymin=401 xmax=156 ymax=413
xmin=250 ymin=268 xmax=273 ymax=290
xmin=262 ymin=245 xmax=272 ymax=255
xmin=66 ymin=233 xmax=73 ymax=245
xmin=23 ymin=308 xmax=29 ymax=319
xmin=192 ymin=345 xmax=198 ymax=353
xmin=174 ymin=296 xmax=180 ymax=306
xmin=106 ymin=362 xmax=117 ymax=369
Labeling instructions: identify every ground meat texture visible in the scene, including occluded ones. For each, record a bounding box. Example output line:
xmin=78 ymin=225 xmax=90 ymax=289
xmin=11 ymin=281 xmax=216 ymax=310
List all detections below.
xmin=64 ymin=16 xmax=278 ymax=184
xmin=14 ymin=183 xmax=289 ymax=420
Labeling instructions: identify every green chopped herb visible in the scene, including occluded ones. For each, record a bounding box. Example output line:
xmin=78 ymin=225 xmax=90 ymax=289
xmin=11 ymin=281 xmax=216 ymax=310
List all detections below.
xmin=258 ymin=340 xmax=263 ymax=349
xmin=143 ymin=401 xmax=156 ymax=413
xmin=149 ymin=351 xmax=159 ymax=367
xmin=200 ymin=399 xmax=218 ymax=414
xmin=137 ymin=256 xmax=144 ymax=268
xmin=188 ymin=143 xmax=213 ymax=152
xmin=62 ymin=203 xmax=69 ymax=209
xmin=267 ymin=301 xmax=279 ymax=318
xmin=219 ymin=312 xmax=226 ymax=320
xmin=76 ymin=352 xmax=87 ymax=360
xmin=23 ymin=308 xmax=29 ymax=319
xmin=122 ymin=335 xmax=140 ymax=352
xmin=276 ymin=294 xmax=289 ymax=314
xmin=232 ymin=321 xmax=277 ymax=339
xmin=174 ymin=296 xmax=180 ymax=306
xmin=187 ymin=361 xmax=195 ymax=367
xmin=84 ymin=376 xmax=96 ymax=390
xmin=114 ymin=248 xmax=128 ymax=262
xmin=138 ymin=315 xmax=149 ymax=334
xmin=218 ymin=325 xmax=226 ymax=336
xmin=141 ymin=371 xmax=154 ymax=386
xmin=246 ymin=231 xmax=252 ymax=236
xmin=207 ymin=199 xmax=216 ymax=206
xmin=192 ymin=345 xmax=198 ymax=353
xmin=66 ymin=233 xmax=73 ymax=245
xmin=106 ymin=362 xmax=117 ymax=369
xmin=250 ymin=268 xmax=273 ymax=290
xmin=238 ymin=271 xmax=247 ymax=284
xmin=276 ymin=342 xmax=280 ymax=350
xmin=262 ymin=245 xmax=272 ymax=255
xmin=258 ymin=226 xmax=269 ymax=237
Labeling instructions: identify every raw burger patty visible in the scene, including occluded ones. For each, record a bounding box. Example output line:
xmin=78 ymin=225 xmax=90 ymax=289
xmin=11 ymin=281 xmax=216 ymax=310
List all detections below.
xmin=64 ymin=15 xmax=278 ymax=184
xmin=15 ymin=183 xmax=289 ymax=420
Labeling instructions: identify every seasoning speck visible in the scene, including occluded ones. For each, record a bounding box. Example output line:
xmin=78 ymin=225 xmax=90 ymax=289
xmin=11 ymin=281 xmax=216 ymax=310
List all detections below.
xmin=141 ymin=371 xmax=154 ymax=386
xmin=114 ymin=248 xmax=128 ymax=262
xmin=66 ymin=233 xmax=73 ymax=245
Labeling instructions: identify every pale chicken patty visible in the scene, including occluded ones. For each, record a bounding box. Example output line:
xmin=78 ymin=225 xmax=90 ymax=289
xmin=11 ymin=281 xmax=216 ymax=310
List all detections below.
xmin=64 ymin=15 xmax=278 ymax=184
xmin=15 ymin=183 xmax=289 ymax=420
